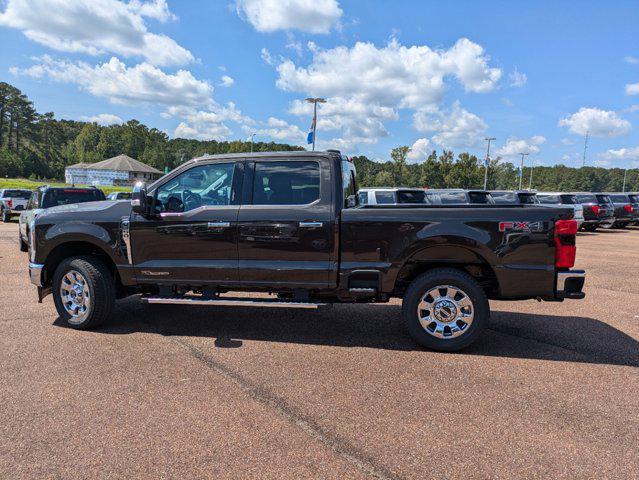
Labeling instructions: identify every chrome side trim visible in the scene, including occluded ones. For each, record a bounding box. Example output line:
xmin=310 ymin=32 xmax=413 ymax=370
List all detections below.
xmin=556 ymin=270 xmax=585 ymax=291
xmin=29 ymin=262 xmax=44 ymax=287
xmin=144 ymin=296 xmax=324 ymax=309
xmin=208 ymin=221 xmax=231 ymax=228
xmin=299 ymin=221 xmax=323 ymax=228
xmin=121 ymin=217 xmax=132 ymax=265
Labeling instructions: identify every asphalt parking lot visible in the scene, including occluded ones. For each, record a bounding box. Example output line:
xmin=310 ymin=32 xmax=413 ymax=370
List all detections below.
xmin=0 ymin=221 xmax=637 ymax=479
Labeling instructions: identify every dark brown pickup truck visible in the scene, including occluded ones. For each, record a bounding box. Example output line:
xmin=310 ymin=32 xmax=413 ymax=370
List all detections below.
xmin=27 ymin=150 xmax=585 ymax=351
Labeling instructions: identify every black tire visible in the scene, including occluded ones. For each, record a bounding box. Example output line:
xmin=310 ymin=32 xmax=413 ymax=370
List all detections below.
xmin=52 ymin=256 xmax=115 ymax=329
xmin=1 ymin=209 xmax=10 ymax=223
xmin=19 ymin=234 xmax=28 ymax=252
xmin=582 ymin=224 xmax=597 ymax=232
xmin=402 ymin=268 xmax=489 ymax=352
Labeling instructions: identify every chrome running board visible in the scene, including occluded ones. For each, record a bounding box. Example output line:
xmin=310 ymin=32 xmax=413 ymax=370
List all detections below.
xmin=142 ymin=295 xmax=325 ymax=309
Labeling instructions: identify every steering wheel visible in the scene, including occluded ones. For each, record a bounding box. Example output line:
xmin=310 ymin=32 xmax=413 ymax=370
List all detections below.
xmin=182 ymin=189 xmax=202 ymax=211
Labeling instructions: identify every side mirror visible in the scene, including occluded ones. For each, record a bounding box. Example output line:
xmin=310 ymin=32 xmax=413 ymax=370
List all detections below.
xmin=345 ymin=194 xmax=358 ymax=208
xmin=131 ymin=182 xmax=150 ymax=216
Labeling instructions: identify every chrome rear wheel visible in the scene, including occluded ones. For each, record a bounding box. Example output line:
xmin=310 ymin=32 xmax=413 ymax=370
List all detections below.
xmin=417 ymin=285 xmax=474 ymax=339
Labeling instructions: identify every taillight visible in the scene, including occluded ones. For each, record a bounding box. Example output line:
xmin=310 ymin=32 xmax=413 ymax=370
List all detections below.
xmin=591 ymin=205 xmax=600 ymax=215
xmin=624 ymin=204 xmax=632 ymax=213
xmin=554 ymin=219 xmax=577 ymax=268
xmin=6 ymin=200 xmax=12 ymax=208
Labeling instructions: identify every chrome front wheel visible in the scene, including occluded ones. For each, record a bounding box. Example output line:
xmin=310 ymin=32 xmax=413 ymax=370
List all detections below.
xmin=59 ymin=270 xmax=91 ymax=323
xmin=417 ymin=285 xmax=475 ymax=339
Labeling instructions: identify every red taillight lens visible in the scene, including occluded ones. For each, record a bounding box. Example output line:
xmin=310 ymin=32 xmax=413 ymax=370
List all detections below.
xmin=591 ymin=205 xmax=600 ymax=215
xmin=6 ymin=200 xmax=12 ymax=208
xmin=624 ymin=204 xmax=632 ymax=213
xmin=554 ymin=219 xmax=577 ymax=268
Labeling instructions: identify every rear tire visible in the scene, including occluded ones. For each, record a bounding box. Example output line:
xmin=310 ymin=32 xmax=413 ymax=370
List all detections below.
xmin=52 ymin=256 xmax=115 ymax=330
xmin=582 ymin=224 xmax=597 ymax=232
xmin=402 ymin=268 xmax=489 ymax=352
xmin=1 ymin=209 xmax=10 ymax=222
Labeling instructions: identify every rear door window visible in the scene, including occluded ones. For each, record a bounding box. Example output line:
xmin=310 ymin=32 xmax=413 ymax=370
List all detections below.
xmin=438 ymin=192 xmax=467 ymax=204
xmin=42 ymin=188 xmax=106 ymax=208
xmin=374 ymin=191 xmax=396 ymax=204
xmin=468 ymin=192 xmax=492 ymax=204
xmin=518 ymin=193 xmax=539 ymax=204
xmin=610 ymin=194 xmax=629 ymax=203
xmin=560 ymin=194 xmax=577 ymax=204
xmin=396 ymin=190 xmax=427 ymax=204
xmin=576 ymin=194 xmax=597 ymax=203
xmin=358 ymin=191 xmax=369 ymax=205
xmin=252 ymin=161 xmax=320 ymax=205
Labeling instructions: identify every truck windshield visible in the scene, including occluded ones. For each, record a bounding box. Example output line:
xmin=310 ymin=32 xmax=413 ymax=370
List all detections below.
xmin=576 ymin=194 xmax=597 ymax=204
xmin=397 ymin=190 xmax=427 ymax=204
xmin=3 ymin=190 xmax=31 ymax=199
xmin=42 ymin=189 xmax=106 ymax=208
xmin=596 ymin=194 xmax=611 ymax=204
xmin=560 ymin=195 xmax=577 ymax=204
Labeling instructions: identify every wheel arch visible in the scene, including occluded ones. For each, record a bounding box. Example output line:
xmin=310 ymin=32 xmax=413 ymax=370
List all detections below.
xmin=393 ymin=245 xmax=500 ymax=298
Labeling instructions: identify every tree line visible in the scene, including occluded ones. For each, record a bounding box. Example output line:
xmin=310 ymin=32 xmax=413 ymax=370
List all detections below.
xmin=1 ymin=81 xmax=637 ymax=192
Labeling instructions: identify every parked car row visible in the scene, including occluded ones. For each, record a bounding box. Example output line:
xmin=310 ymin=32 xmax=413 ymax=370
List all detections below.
xmin=359 ymin=187 xmax=639 ymax=232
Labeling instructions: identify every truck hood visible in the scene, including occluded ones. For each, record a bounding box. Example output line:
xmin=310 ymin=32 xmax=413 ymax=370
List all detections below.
xmin=36 ymin=200 xmax=132 ymax=223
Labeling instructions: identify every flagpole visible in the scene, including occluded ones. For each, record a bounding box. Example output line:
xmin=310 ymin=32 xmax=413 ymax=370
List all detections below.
xmin=312 ymin=100 xmax=317 ymax=152
xmin=305 ymin=97 xmax=326 ymax=151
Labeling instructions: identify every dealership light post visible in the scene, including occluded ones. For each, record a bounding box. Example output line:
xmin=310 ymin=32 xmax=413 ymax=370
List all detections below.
xmin=518 ymin=152 xmax=529 ymax=190
xmin=528 ymin=158 xmax=535 ymax=190
xmin=483 ymin=137 xmax=496 ymax=190
xmin=248 ymin=133 xmax=256 ymax=153
xmin=622 ymin=168 xmax=627 ymax=192
xmin=306 ymin=97 xmax=326 ymax=151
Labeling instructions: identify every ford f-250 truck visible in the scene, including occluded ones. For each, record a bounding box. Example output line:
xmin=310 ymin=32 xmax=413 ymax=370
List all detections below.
xmin=27 ymin=151 xmax=585 ymax=351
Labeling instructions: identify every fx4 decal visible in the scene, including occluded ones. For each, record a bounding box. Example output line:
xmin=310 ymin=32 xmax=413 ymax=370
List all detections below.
xmin=498 ymin=221 xmax=544 ymax=233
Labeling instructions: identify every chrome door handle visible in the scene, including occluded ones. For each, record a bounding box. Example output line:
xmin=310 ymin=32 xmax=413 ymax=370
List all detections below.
xmin=299 ymin=221 xmax=323 ymax=228
xmin=208 ymin=221 xmax=231 ymax=228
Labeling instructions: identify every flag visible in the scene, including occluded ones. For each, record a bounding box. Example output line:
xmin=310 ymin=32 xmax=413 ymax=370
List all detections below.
xmin=307 ymin=116 xmax=315 ymax=144
xmin=484 ymin=155 xmax=490 ymax=168
xmin=518 ymin=164 xmax=523 ymax=177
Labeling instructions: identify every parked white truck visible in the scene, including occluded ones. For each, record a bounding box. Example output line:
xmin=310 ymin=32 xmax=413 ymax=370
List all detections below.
xmin=0 ymin=189 xmax=32 ymax=222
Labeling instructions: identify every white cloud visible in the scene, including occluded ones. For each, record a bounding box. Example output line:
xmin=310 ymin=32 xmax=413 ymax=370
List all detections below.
xmin=12 ymin=56 xmax=213 ymax=108
xmin=252 ymin=117 xmax=305 ymax=143
xmin=624 ymin=56 xmax=639 ymax=65
xmin=220 ymin=75 xmax=235 ymax=87
xmin=599 ymin=146 xmax=639 ymax=162
xmin=509 ymin=69 xmax=527 ymax=87
xmin=79 ymin=113 xmax=123 ymax=125
xmin=495 ymin=135 xmax=546 ymax=158
xmin=626 ymin=82 xmax=639 ymax=95
xmin=172 ymin=103 xmax=253 ymax=141
xmin=235 ymin=0 xmax=342 ymax=34
xmin=274 ymin=38 xmax=500 ymax=147
xmin=558 ymin=107 xmax=631 ymax=137
xmin=260 ymin=47 xmax=275 ymax=65
xmin=413 ymin=102 xmax=487 ymax=149
xmin=0 ymin=0 xmax=192 ymax=67
xmin=406 ymin=138 xmax=431 ymax=162
xmin=276 ymin=38 xmax=501 ymax=107
xmin=626 ymin=104 xmax=639 ymax=113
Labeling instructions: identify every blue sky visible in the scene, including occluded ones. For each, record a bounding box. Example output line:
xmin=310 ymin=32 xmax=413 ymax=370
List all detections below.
xmin=1 ymin=0 xmax=639 ymax=168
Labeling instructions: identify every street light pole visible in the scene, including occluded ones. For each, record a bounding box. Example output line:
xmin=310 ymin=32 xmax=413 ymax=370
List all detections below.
xmin=483 ymin=137 xmax=496 ymax=190
xmin=519 ymin=152 xmax=529 ymax=190
xmin=305 ymin=97 xmax=326 ymax=151
xmin=622 ymin=168 xmax=627 ymax=192
xmin=528 ymin=158 xmax=535 ymax=190
xmin=248 ymin=133 xmax=256 ymax=153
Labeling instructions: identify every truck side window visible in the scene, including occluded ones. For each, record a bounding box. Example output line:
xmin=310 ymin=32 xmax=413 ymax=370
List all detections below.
xmin=156 ymin=163 xmax=235 ymax=213
xmin=252 ymin=161 xmax=320 ymax=205
xmin=375 ymin=191 xmax=395 ymax=204
xmin=358 ymin=191 xmax=368 ymax=205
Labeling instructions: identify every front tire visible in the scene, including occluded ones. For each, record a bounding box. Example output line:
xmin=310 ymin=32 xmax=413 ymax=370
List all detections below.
xmin=1 ymin=209 xmax=10 ymax=222
xmin=402 ymin=268 xmax=489 ymax=352
xmin=52 ymin=256 xmax=115 ymax=329
xmin=19 ymin=234 xmax=28 ymax=252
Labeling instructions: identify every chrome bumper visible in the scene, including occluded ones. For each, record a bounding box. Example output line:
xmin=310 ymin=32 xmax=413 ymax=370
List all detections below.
xmin=29 ymin=262 xmax=44 ymax=287
xmin=556 ymin=269 xmax=585 ymax=299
